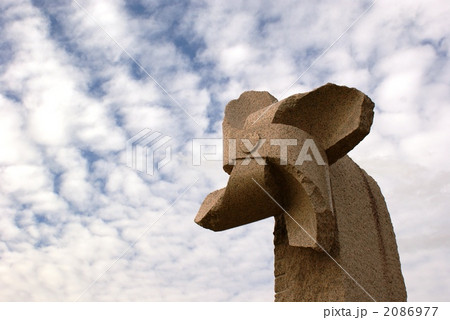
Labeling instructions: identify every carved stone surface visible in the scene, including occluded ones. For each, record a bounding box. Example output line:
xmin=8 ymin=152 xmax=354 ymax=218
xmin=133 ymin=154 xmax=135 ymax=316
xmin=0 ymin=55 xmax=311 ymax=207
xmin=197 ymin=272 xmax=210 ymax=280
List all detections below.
xmin=195 ymin=83 xmax=407 ymax=301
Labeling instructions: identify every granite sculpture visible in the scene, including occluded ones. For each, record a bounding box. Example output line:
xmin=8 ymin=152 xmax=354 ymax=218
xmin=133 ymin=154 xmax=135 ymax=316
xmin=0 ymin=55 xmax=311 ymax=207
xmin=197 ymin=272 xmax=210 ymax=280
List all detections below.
xmin=195 ymin=83 xmax=407 ymax=301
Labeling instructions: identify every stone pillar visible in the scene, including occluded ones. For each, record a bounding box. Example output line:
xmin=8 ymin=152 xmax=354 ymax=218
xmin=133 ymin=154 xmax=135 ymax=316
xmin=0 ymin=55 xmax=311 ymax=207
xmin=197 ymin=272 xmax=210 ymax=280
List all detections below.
xmin=274 ymin=156 xmax=406 ymax=301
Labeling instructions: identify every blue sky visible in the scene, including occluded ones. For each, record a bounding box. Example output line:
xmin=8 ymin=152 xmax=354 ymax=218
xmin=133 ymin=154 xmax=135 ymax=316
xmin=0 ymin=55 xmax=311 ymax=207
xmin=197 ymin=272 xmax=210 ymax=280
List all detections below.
xmin=0 ymin=0 xmax=449 ymax=301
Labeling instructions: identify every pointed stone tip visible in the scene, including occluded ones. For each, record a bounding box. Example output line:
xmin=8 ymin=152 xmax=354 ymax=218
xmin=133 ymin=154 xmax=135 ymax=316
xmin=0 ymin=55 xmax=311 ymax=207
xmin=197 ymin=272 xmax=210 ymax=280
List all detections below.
xmin=194 ymin=188 xmax=225 ymax=231
xmin=194 ymin=206 xmax=212 ymax=229
xmin=194 ymin=209 xmax=209 ymax=228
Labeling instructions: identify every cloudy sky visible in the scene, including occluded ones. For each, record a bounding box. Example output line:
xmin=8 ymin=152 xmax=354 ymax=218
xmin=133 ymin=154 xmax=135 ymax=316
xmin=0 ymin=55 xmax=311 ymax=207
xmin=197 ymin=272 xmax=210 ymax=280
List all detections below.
xmin=0 ymin=0 xmax=449 ymax=301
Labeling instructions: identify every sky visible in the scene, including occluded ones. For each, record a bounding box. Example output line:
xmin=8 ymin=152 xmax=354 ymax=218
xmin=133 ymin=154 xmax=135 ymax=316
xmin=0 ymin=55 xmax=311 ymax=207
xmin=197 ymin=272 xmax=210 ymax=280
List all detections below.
xmin=0 ymin=0 xmax=449 ymax=301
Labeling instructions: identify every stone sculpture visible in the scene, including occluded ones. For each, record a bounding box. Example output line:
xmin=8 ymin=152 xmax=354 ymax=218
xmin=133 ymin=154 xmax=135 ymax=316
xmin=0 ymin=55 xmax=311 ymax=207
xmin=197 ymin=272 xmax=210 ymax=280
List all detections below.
xmin=195 ymin=83 xmax=407 ymax=301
